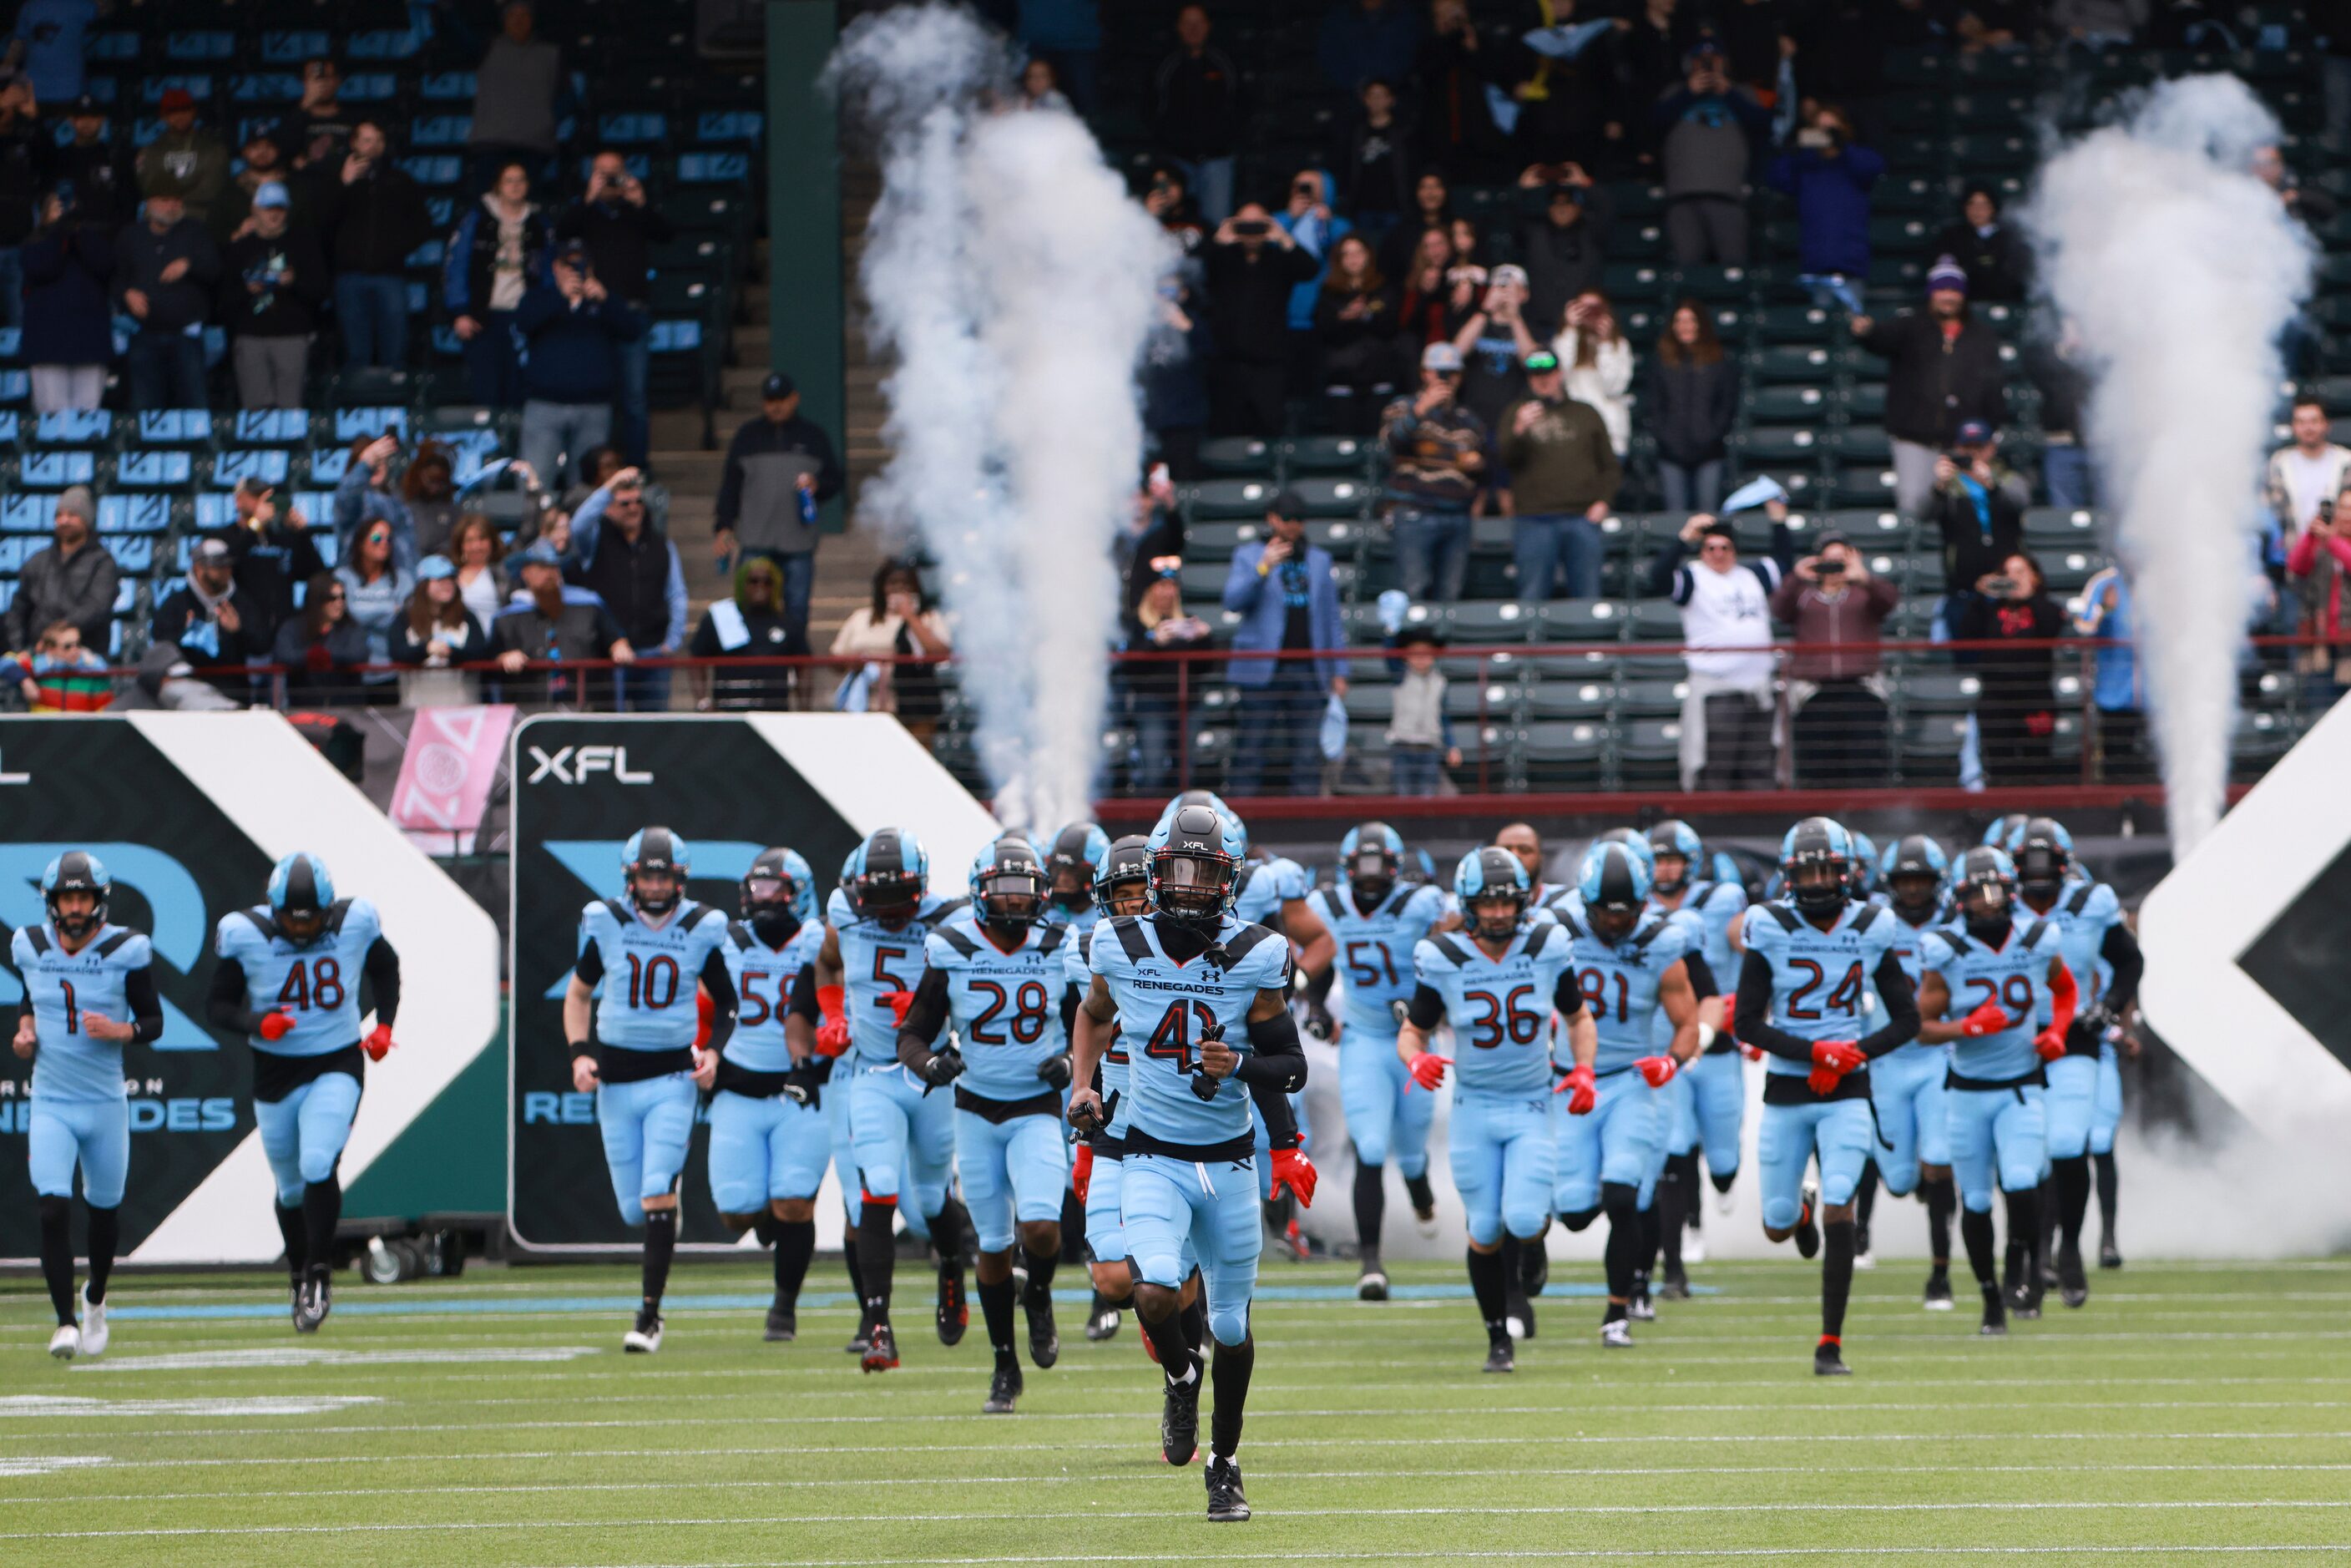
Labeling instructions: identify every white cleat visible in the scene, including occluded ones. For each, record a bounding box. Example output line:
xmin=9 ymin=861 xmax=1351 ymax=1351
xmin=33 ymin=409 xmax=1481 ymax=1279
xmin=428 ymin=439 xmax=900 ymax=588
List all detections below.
xmin=1600 ymin=1318 xmax=1635 ymax=1349
xmin=1715 ymin=1188 xmax=1736 ymax=1218
xmin=623 ymin=1312 xmax=664 ymax=1354
xmin=78 ymin=1287 xmax=109 ymax=1358
xmin=48 ymin=1324 xmax=79 ymax=1360
xmin=1853 ymin=1248 xmax=1878 ymax=1272
xmin=1683 ymin=1234 xmax=1708 ymax=1265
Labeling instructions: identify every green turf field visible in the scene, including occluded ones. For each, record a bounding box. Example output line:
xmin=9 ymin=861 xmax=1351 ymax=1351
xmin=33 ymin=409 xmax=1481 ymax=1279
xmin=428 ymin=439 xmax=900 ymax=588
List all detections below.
xmin=5 ymin=1256 xmax=2348 ymax=1565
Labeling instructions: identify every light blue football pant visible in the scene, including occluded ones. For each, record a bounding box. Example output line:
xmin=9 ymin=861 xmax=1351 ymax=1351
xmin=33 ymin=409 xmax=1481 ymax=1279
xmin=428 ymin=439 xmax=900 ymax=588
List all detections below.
xmin=1757 ymin=1095 xmax=1875 ymax=1232
xmin=28 ymin=1095 xmax=129 ymax=1208
xmin=1674 ymin=1048 xmax=1746 ymax=1180
xmin=1869 ymin=1044 xmax=1950 ymax=1196
xmin=706 ymin=1087 xmax=831 ymax=1214
xmin=1554 ymin=1069 xmax=1662 ymax=1217
xmin=1122 ymin=1149 xmax=1261 ymax=1346
xmin=954 ymin=1107 xmax=1069 ymax=1253
xmin=831 ymin=1074 xmax=929 ymax=1241
xmin=1338 ymin=1032 xmax=1433 ymax=1178
xmin=595 ymin=1071 xmax=695 ymax=1227
xmin=1452 ymin=1089 xmax=1557 ymax=1247
xmin=2043 ymin=1052 xmax=2103 ymax=1161
xmin=847 ymin=1064 xmax=953 ymax=1223
xmin=2091 ymin=1043 xmax=2123 ymax=1156
xmin=257 ymin=1071 xmax=362 ymax=1209
xmin=1948 ymin=1083 xmax=2048 ymax=1214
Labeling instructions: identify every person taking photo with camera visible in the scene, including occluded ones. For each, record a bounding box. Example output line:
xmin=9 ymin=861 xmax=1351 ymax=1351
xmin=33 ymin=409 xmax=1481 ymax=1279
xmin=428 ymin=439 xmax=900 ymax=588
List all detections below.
xmin=558 ymin=149 xmax=674 ymax=467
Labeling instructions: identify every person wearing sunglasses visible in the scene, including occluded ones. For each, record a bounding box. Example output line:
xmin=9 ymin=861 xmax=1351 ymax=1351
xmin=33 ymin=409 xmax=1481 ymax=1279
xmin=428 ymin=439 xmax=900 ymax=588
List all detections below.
xmin=332 ymin=515 xmax=413 ymax=703
xmin=270 ymin=572 xmax=369 ymax=695
xmin=1117 ymin=555 xmax=1213 ymax=792
xmin=687 ymin=552 xmax=811 ymax=712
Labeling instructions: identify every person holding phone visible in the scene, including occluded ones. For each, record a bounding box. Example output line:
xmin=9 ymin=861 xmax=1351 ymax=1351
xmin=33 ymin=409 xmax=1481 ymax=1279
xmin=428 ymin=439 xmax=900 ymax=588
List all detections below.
xmin=1955 ymin=552 xmax=2065 ymax=786
xmin=558 ymin=150 xmax=674 ymax=466
xmin=319 ymin=120 xmax=432 ymax=370
xmin=1771 ymin=533 xmax=1899 ymax=787
xmin=1204 ymin=201 xmax=1316 ymax=437
xmin=1927 ymin=420 xmax=2029 ymax=643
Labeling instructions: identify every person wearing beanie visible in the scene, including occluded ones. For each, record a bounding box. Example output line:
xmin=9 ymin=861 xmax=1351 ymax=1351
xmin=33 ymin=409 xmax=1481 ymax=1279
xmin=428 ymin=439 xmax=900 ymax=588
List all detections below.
xmin=3 ymin=485 xmax=118 ymax=655
xmin=1852 ymin=255 xmax=2008 ymax=518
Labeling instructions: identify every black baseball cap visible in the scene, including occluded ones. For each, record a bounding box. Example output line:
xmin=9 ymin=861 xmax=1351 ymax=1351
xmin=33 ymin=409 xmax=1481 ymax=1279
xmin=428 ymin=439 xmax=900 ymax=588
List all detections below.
xmin=761 ymin=371 xmax=796 ymax=400
xmin=1268 ymin=488 xmax=1306 ymax=522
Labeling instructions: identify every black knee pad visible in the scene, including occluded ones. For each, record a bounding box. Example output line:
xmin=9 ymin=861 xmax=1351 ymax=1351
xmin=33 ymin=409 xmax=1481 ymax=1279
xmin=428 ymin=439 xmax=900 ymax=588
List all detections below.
xmin=1600 ymin=1181 xmax=1640 ymax=1222
xmin=37 ymin=1194 xmax=70 ymax=1226
xmin=1560 ymin=1205 xmax=1602 ymax=1233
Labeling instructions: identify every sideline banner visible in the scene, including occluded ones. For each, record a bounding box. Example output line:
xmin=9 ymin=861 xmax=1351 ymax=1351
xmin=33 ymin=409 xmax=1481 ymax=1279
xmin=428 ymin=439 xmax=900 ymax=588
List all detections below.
xmin=390 ymin=706 xmax=517 ymax=856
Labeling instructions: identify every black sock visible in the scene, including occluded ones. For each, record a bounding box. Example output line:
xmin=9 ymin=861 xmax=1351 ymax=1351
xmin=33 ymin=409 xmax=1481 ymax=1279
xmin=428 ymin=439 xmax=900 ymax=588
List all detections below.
xmin=1264 ymin=1189 xmax=1295 ymax=1240
xmin=1923 ymin=1174 xmax=1956 ymax=1268
xmin=978 ymin=1272 xmax=1018 ymax=1359
xmin=37 ymin=1196 xmax=74 ymax=1326
xmin=1209 ymin=1333 xmax=1256 ymax=1459
xmin=2094 ymin=1150 xmax=2118 ymax=1237
xmin=1403 ymin=1169 xmax=1436 ymax=1215
xmin=301 ymin=1174 xmax=341 ymax=1276
xmin=773 ymin=1219 xmax=815 ymax=1304
xmin=1855 ymin=1159 xmax=1880 ymax=1242
xmin=843 ymin=1208 xmax=867 ymax=1307
xmin=84 ymin=1206 xmax=117 ymax=1305
xmin=1601 ymin=1182 xmax=1641 ymax=1302
xmin=275 ymin=1201 xmax=307 ymax=1283
xmin=856 ymin=1197 xmax=897 ymax=1320
xmin=1560 ymin=1205 xmax=1600 ymax=1234
xmin=1961 ymin=1206 xmax=2000 ymax=1289
xmin=2039 ymin=1177 xmax=2060 ymax=1272
xmin=930 ymin=1195 xmax=971 ymax=1272
xmin=1659 ymin=1154 xmax=1693 ymax=1270
xmin=1519 ymin=1227 xmax=1548 ymax=1294
xmin=1498 ymin=1233 xmax=1522 ymax=1298
xmin=1059 ymin=1187 xmax=1088 ymax=1267
xmin=2005 ymin=1187 xmax=2042 ymax=1293
xmin=1466 ymin=1246 xmax=1509 ymax=1334
xmin=1822 ymin=1217 xmax=1856 ymax=1340
xmin=750 ymin=1212 xmax=780 ymax=1247
xmin=640 ymin=1208 xmax=676 ymax=1313
xmin=1710 ymin=1167 xmax=1737 ymax=1196
xmin=1020 ymin=1246 xmax=1058 ymax=1308
xmin=1352 ymin=1158 xmax=1385 ymax=1256
xmin=1140 ymin=1303 xmax=1198 ymax=1384
xmin=1178 ymin=1287 xmax=1208 ymax=1360
xmin=2052 ymin=1156 xmax=2092 ymax=1252
xmin=1634 ymin=1203 xmax=1661 ymax=1294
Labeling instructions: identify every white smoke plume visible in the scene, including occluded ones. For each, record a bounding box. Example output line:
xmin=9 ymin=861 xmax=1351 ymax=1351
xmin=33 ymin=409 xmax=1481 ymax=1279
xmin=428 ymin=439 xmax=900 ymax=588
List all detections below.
xmin=2022 ymin=76 xmax=2314 ymax=856
xmin=827 ymin=5 xmax=1171 ymax=832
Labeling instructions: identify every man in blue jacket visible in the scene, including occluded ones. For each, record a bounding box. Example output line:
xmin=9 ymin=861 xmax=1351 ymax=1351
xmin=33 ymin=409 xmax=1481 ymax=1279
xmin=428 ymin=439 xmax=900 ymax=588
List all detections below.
xmin=514 ymin=238 xmax=643 ymax=490
xmin=1766 ymin=105 xmax=1883 ymax=314
xmin=1222 ymin=489 xmax=1347 ymax=797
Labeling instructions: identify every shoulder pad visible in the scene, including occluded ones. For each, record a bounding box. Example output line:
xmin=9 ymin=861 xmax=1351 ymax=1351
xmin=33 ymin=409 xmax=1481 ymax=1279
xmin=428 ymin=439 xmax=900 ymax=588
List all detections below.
xmin=929 ymin=897 xmax=971 ymax=923
xmin=932 ymin=923 xmax=980 ymax=959
xmin=1078 ymin=929 xmax=1094 ymax=963
xmin=726 ymin=921 xmax=755 ymax=951
xmin=1629 ymin=918 xmax=1667 ymax=953
xmin=602 ymin=898 xmax=633 ymax=928
xmin=1554 ymin=908 xmax=1589 ymax=943
xmin=1233 ymin=862 xmax=1256 ymax=899
xmin=1215 ymin=923 xmax=1279 ymax=965
xmin=22 ymin=926 xmax=49 ymax=957
xmin=1319 ymin=888 xmax=1345 ymax=925
xmin=2066 ymin=883 xmax=2095 ymax=916
xmin=2021 ymin=919 xmax=2052 ymax=951
xmin=1428 ymin=933 xmax=1474 ymax=969
xmin=687 ymin=903 xmax=730 ymax=930
xmin=1523 ymin=922 xmax=1556 ymax=959
xmin=1036 ymin=923 xmax=1068 ymax=957
xmin=323 ymin=899 xmax=354 ymax=937
xmin=235 ymin=906 xmax=281 ymax=943
xmin=1851 ymin=904 xmax=1885 ymax=934
xmin=94 ymin=928 xmax=138 ymax=959
xmin=1764 ymin=903 xmax=1802 ymax=933
xmin=1111 ymin=915 xmax=1155 ymax=964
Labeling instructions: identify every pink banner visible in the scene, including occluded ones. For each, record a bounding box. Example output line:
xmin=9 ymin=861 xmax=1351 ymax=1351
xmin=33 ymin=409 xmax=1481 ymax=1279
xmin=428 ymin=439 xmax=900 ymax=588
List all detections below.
xmin=391 ymin=706 xmax=518 ymax=855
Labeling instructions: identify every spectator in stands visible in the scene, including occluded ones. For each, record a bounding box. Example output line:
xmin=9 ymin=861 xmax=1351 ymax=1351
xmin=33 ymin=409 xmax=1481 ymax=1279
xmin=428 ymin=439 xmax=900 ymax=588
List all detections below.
xmin=1853 ymin=258 xmax=2007 ymax=518
xmin=219 ymin=183 xmax=323 ymax=412
xmin=1552 ymin=289 xmax=1632 ymax=458
xmin=447 ymin=161 xmax=553 ymax=410
xmin=1770 ymin=532 xmax=1898 ymax=787
xmin=390 ymin=555 xmax=489 ymax=699
xmin=1650 ymin=298 xmax=1737 ymax=515
xmin=1410 ymin=1 xmax=1507 ymax=182
xmin=336 ymin=515 xmax=414 ymax=702
xmin=1928 ymin=421 xmax=2029 ymax=636
xmin=3 ymin=619 xmax=111 ymax=712
xmin=1621 ymin=0 xmax=1706 ymax=152
xmin=1117 ymin=554 xmax=1214 ymax=793
xmin=687 ymin=556 xmax=811 ymax=713
xmin=830 ymin=559 xmax=953 ymax=745
xmin=1383 ymin=625 xmax=1459 ymax=795
xmin=1142 ymin=271 xmax=1211 ymax=480
xmin=1018 ymin=0 xmax=1101 ymax=117
xmin=2266 ymin=397 xmax=2350 ymax=560
xmin=20 ymin=182 xmax=109 ymax=413
xmin=134 ymin=88 xmax=228 ymax=230
xmin=558 ymin=150 xmax=673 ymax=467
xmin=322 ymin=119 xmax=432 ymax=372
xmin=1662 ymin=513 xmax=1784 ymax=791
xmin=1931 ymin=185 xmax=2030 ymax=305
xmin=215 ymin=126 xmax=296 ymax=244
xmin=1519 ymin=169 xmax=1611 ymax=339
xmin=271 ymin=572 xmax=371 ymax=697
xmin=2073 ymin=561 xmax=2150 ymax=781
xmin=1450 ymin=262 xmax=1536 ymax=427
xmin=1380 ymin=341 xmax=1488 ymax=602
xmin=2030 ymin=321 xmax=2098 ymax=508
xmin=396 ymin=443 xmax=462 ymax=559
xmin=334 ymin=432 xmax=418 ymax=570
xmin=1119 ymin=464 xmax=1184 ymax=609
xmin=150 ymin=537 xmax=263 ymax=701
xmin=2050 ymin=0 xmax=2145 ymax=47
xmin=1203 ymin=204 xmax=1317 ymax=437
xmin=1331 ymin=79 xmax=1415 ymax=241
xmin=492 ymin=542 xmax=635 ymax=705
xmin=1499 ymin=346 xmax=1620 ymax=600
xmin=8 ymin=0 xmax=96 ymax=105
xmin=1955 ymin=3 xmax=2030 ymax=51
xmin=1312 ymin=233 xmax=1399 ymax=435
xmin=214 ymin=478 xmax=324 ymax=646
xmin=1956 ymin=550 xmax=2064 ymax=785
xmin=1223 ymin=490 xmax=1346 ymax=797
xmin=47 ymin=95 xmax=129 ymax=233
xmin=114 ymin=192 xmax=218 ymax=410
xmin=561 ymin=467 xmax=685 ymax=712
xmin=1319 ymin=0 xmax=1423 ymax=94
xmin=515 ymin=238 xmax=644 ymax=490
xmin=1141 ymin=164 xmax=1207 ymax=258
xmin=1275 ymin=167 xmax=1350 ymax=362
xmin=467 ymin=1 xmax=567 ymax=195
xmin=3 ymin=485 xmax=111 ymax=654
xmin=0 ymin=68 xmax=39 ymax=326
xmin=1766 ymin=102 xmax=1881 ymax=312
xmin=276 ymin=58 xmax=355 ymax=175
xmin=1017 ymin=58 xmax=1072 ymax=114
xmin=1655 ymin=43 xmax=1770 ymax=266
xmin=1377 ymin=172 xmax=1451 ymax=283
xmin=445 ymin=512 xmax=509 ymax=630
xmin=2287 ymin=476 xmax=2351 ymax=710
xmin=1500 ymin=18 xmax=1623 ymax=179
xmin=715 ymin=371 xmax=842 ymax=650
xmin=1153 ymin=4 xmax=1245 ymax=225
xmin=1392 ymin=225 xmax=1458 ymax=352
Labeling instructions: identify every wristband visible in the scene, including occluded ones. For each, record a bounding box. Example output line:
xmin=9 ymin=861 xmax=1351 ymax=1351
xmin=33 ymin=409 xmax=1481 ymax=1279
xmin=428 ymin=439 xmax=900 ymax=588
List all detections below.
xmin=1695 ymin=1021 xmax=1716 ymax=1051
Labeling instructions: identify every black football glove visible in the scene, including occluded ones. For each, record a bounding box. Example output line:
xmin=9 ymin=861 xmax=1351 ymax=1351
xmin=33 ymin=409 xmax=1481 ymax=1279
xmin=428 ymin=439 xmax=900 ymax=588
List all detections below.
xmin=1036 ymin=1051 xmax=1074 ymax=1090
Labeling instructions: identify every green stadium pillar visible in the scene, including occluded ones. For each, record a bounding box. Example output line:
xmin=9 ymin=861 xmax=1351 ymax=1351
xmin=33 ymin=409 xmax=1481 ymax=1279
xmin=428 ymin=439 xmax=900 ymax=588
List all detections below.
xmin=766 ymin=0 xmax=844 ymax=532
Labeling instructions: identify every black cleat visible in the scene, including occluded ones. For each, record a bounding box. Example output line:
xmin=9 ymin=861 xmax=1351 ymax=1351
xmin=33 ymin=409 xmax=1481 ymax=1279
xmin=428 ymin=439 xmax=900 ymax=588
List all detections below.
xmin=1205 ymin=1454 xmax=1251 ymax=1522
xmin=1483 ymin=1330 xmax=1515 ymax=1373
xmin=287 ymin=1280 xmax=303 ymax=1331
xmin=862 ymin=1320 xmax=899 ymax=1373
xmin=936 ymin=1262 xmax=968 ymax=1347
xmin=983 ymin=1359 xmax=1024 ymax=1414
xmin=845 ymin=1311 xmax=872 ymax=1356
xmin=1505 ymin=1288 xmax=1535 ymax=1341
xmin=1024 ymin=1280 xmax=1059 ymax=1369
xmin=1160 ymin=1368 xmax=1202 ymax=1465
xmin=1084 ymin=1294 xmax=1122 ymax=1342
xmin=1813 ymin=1339 xmax=1850 ymax=1376
xmin=1793 ymin=1183 xmax=1821 ymax=1260
xmin=763 ymin=1300 xmax=796 ymax=1343
xmin=2007 ymin=1278 xmax=2044 ymax=1320
xmin=2099 ymin=1236 xmax=2122 ymax=1270
xmin=1405 ymin=1171 xmax=1439 ymax=1236
xmin=1660 ymin=1264 xmax=1691 ymax=1302
xmin=1924 ymin=1271 xmax=1955 ymax=1312
xmin=1519 ymin=1239 xmax=1550 ymax=1297
xmin=2057 ymin=1242 xmax=2089 ymax=1309
xmin=1979 ymin=1287 xmax=2008 ymax=1337
xmin=623 ymin=1308 xmax=664 ymax=1354
xmin=294 ymin=1268 xmax=331 ymax=1334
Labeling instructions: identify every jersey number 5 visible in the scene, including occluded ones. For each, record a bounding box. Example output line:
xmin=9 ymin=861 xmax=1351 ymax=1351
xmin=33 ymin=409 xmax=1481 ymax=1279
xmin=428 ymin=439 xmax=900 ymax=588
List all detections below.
xmin=276 ymin=957 xmax=346 ymax=1013
xmin=1144 ymin=999 xmax=1221 ymax=1073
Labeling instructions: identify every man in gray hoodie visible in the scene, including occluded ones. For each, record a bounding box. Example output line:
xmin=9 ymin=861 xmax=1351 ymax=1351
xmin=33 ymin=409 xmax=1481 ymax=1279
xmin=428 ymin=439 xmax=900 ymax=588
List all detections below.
xmin=714 ymin=372 xmax=843 ymax=648
xmin=4 ymin=486 xmax=118 ymax=654
xmin=467 ymin=2 xmax=567 ymax=195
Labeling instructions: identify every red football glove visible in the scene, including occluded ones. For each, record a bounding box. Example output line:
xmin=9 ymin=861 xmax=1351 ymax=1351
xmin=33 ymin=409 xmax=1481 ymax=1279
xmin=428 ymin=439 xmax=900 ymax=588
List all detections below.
xmin=695 ymin=988 xmax=714 ymax=1050
xmin=1555 ymin=1062 xmax=1597 ymax=1114
xmin=1408 ymin=1052 xmax=1451 ymax=1091
xmin=1807 ymin=1039 xmax=1864 ymax=1095
xmin=1071 ymin=1142 xmax=1093 ymax=1204
xmin=1269 ymin=1146 xmax=1318 ymax=1206
xmin=2035 ymin=1027 xmax=2068 ymax=1061
xmin=1740 ymin=1039 xmax=1763 ymax=1062
xmin=813 ymin=984 xmax=851 ymax=1057
xmin=257 ymin=1010 xmax=296 ymax=1042
xmin=361 ymin=1024 xmax=395 ymax=1063
xmin=1635 ymin=1055 xmax=1678 ymax=1088
xmin=1959 ymin=999 xmax=2012 ymax=1038
xmin=886 ymin=989 xmax=917 ymax=1029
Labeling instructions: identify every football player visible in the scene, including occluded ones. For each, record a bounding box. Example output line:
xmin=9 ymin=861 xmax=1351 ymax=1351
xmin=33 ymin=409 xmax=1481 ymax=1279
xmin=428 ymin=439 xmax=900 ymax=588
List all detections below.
xmin=1878 ymin=834 xmax=1962 ymax=1309
xmin=1643 ymin=820 xmax=1742 ymax=1292
xmin=1042 ymin=822 xmax=1111 ymax=933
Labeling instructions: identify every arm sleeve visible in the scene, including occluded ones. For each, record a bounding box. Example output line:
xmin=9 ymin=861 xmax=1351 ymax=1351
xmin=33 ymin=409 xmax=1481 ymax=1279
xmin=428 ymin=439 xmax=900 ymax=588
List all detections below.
xmin=1856 ymin=949 xmax=1919 ymax=1058
xmin=2099 ymin=923 xmax=2144 ymax=1013
xmin=787 ymin=963 xmax=820 ymax=1022
xmin=1059 ymin=981 xmax=1081 ymax=1042
xmin=1237 ymin=1008 xmax=1307 ymax=1091
xmin=893 ymin=967 xmax=953 ymax=1064
xmin=697 ymin=944 xmax=738 ymax=1055
xmin=1681 ymin=952 xmax=1719 ymax=1001
xmin=1734 ymin=949 xmax=1815 ymax=1061
xmin=362 ymin=936 xmax=400 ymax=1029
xmin=206 ymin=957 xmax=267 ymax=1034
xmin=1550 ymin=969 xmax=1590 ymax=1019
xmin=574 ymin=935 xmax=605 ymax=987
xmin=124 ymin=965 xmax=164 ymax=1044
xmin=1405 ymin=982 xmax=1446 ymax=1031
